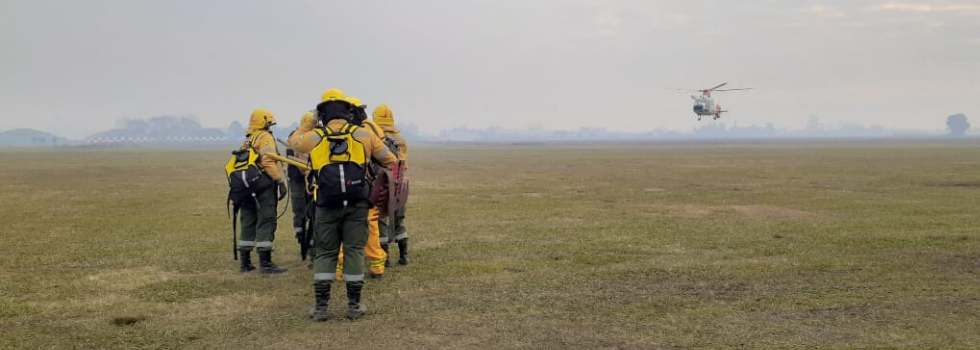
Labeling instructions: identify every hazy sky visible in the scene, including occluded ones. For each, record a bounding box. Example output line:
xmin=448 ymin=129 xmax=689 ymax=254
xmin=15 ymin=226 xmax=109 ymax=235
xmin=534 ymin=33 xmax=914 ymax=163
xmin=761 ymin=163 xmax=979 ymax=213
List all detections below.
xmin=2 ymin=0 xmax=978 ymax=138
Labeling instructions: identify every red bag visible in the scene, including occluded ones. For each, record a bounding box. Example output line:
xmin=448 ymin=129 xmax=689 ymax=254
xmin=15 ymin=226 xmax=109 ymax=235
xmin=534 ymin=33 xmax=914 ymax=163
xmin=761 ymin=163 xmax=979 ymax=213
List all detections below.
xmin=369 ymin=161 xmax=409 ymax=219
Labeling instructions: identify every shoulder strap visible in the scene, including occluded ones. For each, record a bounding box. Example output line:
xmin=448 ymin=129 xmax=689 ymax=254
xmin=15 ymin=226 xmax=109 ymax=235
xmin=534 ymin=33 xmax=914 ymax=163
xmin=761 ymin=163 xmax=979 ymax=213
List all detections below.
xmin=247 ymin=132 xmax=262 ymax=147
xmin=342 ymin=124 xmax=358 ymax=134
xmin=364 ymin=122 xmax=384 ymax=138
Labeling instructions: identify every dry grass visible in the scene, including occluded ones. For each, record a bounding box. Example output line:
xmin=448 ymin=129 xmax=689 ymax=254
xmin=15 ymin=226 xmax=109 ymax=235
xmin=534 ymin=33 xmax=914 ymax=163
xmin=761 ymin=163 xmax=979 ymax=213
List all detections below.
xmin=1 ymin=140 xmax=980 ymax=349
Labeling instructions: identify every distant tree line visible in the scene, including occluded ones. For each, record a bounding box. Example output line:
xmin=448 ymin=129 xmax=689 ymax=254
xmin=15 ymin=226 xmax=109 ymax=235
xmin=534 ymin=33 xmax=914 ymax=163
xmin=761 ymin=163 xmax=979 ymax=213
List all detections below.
xmin=89 ymin=115 xmax=225 ymax=142
xmin=946 ymin=113 xmax=970 ymax=136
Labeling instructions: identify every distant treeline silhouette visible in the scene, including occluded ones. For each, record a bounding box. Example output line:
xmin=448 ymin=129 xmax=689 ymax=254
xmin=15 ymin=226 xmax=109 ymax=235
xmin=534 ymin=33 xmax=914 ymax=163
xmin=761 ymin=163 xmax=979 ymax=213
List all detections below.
xmin=89 ymin=116 xmax=226 ymax=141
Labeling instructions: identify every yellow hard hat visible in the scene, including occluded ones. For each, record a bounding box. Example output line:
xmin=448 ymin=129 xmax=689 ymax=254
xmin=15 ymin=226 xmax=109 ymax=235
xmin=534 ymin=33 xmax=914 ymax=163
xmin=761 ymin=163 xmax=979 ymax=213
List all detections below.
xmin=347 ymin=96 xmax=365 ymax=108
xmin=372 ymin=104 xmax=394 ymax=125
xmin=300 ymin=111 xmax=315 ymax=128
xmin=249 ymin=108 xmax=277 ymax=129
xmin=321 ymin=88 xmax=346 ymax=102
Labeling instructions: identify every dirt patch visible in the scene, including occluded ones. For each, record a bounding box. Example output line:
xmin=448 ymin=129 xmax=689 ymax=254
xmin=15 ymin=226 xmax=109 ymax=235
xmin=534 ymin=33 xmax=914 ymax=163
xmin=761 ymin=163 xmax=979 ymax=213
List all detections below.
xmin=638 ymin=205 xmax=715 ymax=219
xmin=734 ymin=205 xmax=815 ymax=220
xmin=669 ymin=205 xmax=714 ymax=218
xmin=80 ymin=267 xmax=177 ymax=291
xmin=549 ymin=216 xmax=586 ymax=224
xmin=26 ymin=292 xmax=133 ymax=312
xmin=111 ymin=315 xmax=145 ymax=326
xmin=784 ymin=298 xmax=980 ymax=323
xmin=162 ymin=293 xmax=269 ymax=328
xmin=944 ymin=182 xmax=980 ymax=188
xmin=936 ymin=253 xmax=980 ymax=273
xmin=803 ymin=305 xmax=871 ymax=318
xmin=877 ymin=251 xmax=980 ymax=273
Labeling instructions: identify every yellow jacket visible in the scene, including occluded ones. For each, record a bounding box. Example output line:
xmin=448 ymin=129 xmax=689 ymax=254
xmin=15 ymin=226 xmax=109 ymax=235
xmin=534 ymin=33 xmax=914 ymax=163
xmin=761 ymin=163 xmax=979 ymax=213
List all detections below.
xmin=289 ymin=119 xmax=397 ymax=169
xmin=245 ymin=128 xmax=282 ymax=182
xmin=288 ymin=129 xmax=312 ymax=178
xmin=361 ymin=120 xmax=387 ymax=139
xmin=379 ymin=124 xmax=408 ymax=166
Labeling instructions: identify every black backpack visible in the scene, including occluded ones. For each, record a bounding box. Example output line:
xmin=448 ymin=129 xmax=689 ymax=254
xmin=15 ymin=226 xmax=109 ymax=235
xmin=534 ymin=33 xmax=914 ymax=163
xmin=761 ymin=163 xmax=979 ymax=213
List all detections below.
xmin=310 ymin=124 xmax=369 ymax=208
xmin=363 ymin=122 xmax=400 ymax=177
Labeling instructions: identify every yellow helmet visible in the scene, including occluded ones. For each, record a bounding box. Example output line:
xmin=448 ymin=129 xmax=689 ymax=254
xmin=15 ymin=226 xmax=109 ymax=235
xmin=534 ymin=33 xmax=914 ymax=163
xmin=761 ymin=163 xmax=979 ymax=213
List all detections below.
xmin=300 ymin=111 xmax=315 ymax=128
xmin=249 ymin=108 xmax=277 ymax=129
xmin=347 ymin=96 xmax=365 ymax=108
xmin=373 ymin=104 xmax=394 ymax=125
xmin=321 ymin=88 xmax=346 ymax=102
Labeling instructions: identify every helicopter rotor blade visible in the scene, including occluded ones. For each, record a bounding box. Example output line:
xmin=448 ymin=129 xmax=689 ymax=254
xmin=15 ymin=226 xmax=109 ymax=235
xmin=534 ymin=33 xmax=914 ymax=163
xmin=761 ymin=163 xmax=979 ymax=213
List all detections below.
xmin=713 ymin=88 xmax=753 ymax=92
xmin=707 ymin=82 xmax=728 ymax=91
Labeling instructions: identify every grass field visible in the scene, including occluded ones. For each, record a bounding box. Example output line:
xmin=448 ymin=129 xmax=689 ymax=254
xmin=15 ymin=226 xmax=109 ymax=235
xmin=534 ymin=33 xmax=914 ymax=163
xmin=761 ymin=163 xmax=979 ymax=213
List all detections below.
xmin=2 ymin=140 xmax=979 ymax=349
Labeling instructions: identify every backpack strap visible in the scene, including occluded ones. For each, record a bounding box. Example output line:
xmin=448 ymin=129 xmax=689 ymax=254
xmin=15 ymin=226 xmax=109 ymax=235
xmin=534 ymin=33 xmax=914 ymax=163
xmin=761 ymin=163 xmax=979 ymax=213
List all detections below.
xmin=363 ymin=123 xmax=398 ymax=153
xmin=246 ymin=132 xmax=262 ymax=148
xmin=364 ymin=122 xmax=383 ymax=139
xmin=340 ymin=124 xmax=358 ymax=134
xmin=247 ymin=132 xmax=269 ymax=174
xmin=229 ymin=198 xmax=240 ymax=261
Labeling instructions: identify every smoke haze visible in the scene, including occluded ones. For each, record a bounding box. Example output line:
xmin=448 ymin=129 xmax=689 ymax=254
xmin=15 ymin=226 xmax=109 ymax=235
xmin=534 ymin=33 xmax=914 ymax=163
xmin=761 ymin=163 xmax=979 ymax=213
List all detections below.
xmin=2 ymin=0 xmax=978 ymax=139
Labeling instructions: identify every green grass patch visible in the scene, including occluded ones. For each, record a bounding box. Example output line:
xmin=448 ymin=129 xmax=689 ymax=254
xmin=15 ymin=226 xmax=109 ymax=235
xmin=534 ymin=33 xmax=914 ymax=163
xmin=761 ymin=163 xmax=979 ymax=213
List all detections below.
xmin=2 ymin=141 xmax=980 ymax=349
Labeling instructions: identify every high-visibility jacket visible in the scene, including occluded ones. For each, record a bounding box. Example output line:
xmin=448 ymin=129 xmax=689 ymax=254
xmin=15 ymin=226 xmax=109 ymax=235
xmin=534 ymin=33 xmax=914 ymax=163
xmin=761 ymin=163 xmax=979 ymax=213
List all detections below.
xmin=289 ymin=119 xmax=397 ymax=170
xmin=244 ymin=128 xmax=282 ymax=182
xmin=379 ymin=124 xmax=408 ymax=169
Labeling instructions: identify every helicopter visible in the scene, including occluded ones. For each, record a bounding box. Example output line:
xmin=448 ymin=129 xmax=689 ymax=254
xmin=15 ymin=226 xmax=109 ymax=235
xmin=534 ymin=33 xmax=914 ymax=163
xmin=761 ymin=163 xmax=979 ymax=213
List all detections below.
xmin=677 ymin=83 xmax=752 ymax=121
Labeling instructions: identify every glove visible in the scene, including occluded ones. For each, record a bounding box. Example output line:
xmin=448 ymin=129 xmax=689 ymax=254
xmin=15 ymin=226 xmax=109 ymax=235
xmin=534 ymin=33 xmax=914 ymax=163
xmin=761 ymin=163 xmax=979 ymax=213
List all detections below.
xmin=277 ymin=181 xmax=288 ymax=201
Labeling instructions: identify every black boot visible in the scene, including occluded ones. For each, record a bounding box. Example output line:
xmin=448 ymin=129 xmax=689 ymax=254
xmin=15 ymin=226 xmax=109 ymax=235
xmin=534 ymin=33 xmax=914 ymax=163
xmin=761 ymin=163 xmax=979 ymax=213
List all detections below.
xmin=309 ymin=281 xmax=331 ymax=322
xmin=345 ymin=281 xmax=367 ymax=320
xmin=239 ymin=250 xmax=256 ymax=273
xmin=397 ymin=238 xmax=409 ymax=266
xmin=295 ymin=230 xmax=305 ymax=249
xmin=307 ymin=240 xmax=315 ymax=270
xmin=381 ymin=243 xmax=391 ymax=267
xmin=258 ymin=251 xmax=288 ymax=275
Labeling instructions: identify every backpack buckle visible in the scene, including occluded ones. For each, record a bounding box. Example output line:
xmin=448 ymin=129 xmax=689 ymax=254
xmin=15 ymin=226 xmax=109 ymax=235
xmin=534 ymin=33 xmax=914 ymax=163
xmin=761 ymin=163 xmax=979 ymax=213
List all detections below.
xmin=329 ymin=139 xmax=348 ymax=155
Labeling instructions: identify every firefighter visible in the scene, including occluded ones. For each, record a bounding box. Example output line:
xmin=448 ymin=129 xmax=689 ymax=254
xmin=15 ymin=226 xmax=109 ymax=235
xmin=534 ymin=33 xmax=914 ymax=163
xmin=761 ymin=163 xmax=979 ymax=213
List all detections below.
xmin=288 ymin=112 xmax=315 ymax=268
xmin=289 ymin=89 xmax=397 ymax=321
xmin=333 ymin=97 xmax=390 ymax=279
xmin=238 ymin=109 xmax=289 ymax=275
xmin=373 ymin=104 xmax=411 ymax=265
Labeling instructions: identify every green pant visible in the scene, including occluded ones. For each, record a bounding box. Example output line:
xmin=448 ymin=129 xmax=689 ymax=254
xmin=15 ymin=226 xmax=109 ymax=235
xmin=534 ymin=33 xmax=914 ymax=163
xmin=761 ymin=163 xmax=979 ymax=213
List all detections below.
xmin=288 ymin=177 xmax=309 ymax=237
xmin=238 ymin=185 xmax=278 ymax=252
xmin=378 ymin=204 xmax=408 ymax=244
xmin=312 ymin=204 xmax=369 ymax=283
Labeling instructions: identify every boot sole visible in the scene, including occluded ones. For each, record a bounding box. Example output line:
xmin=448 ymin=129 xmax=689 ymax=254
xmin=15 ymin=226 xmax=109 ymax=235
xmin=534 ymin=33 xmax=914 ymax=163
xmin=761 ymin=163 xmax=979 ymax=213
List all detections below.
xmin=345 ymin=306 xmax=367 ymax=320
